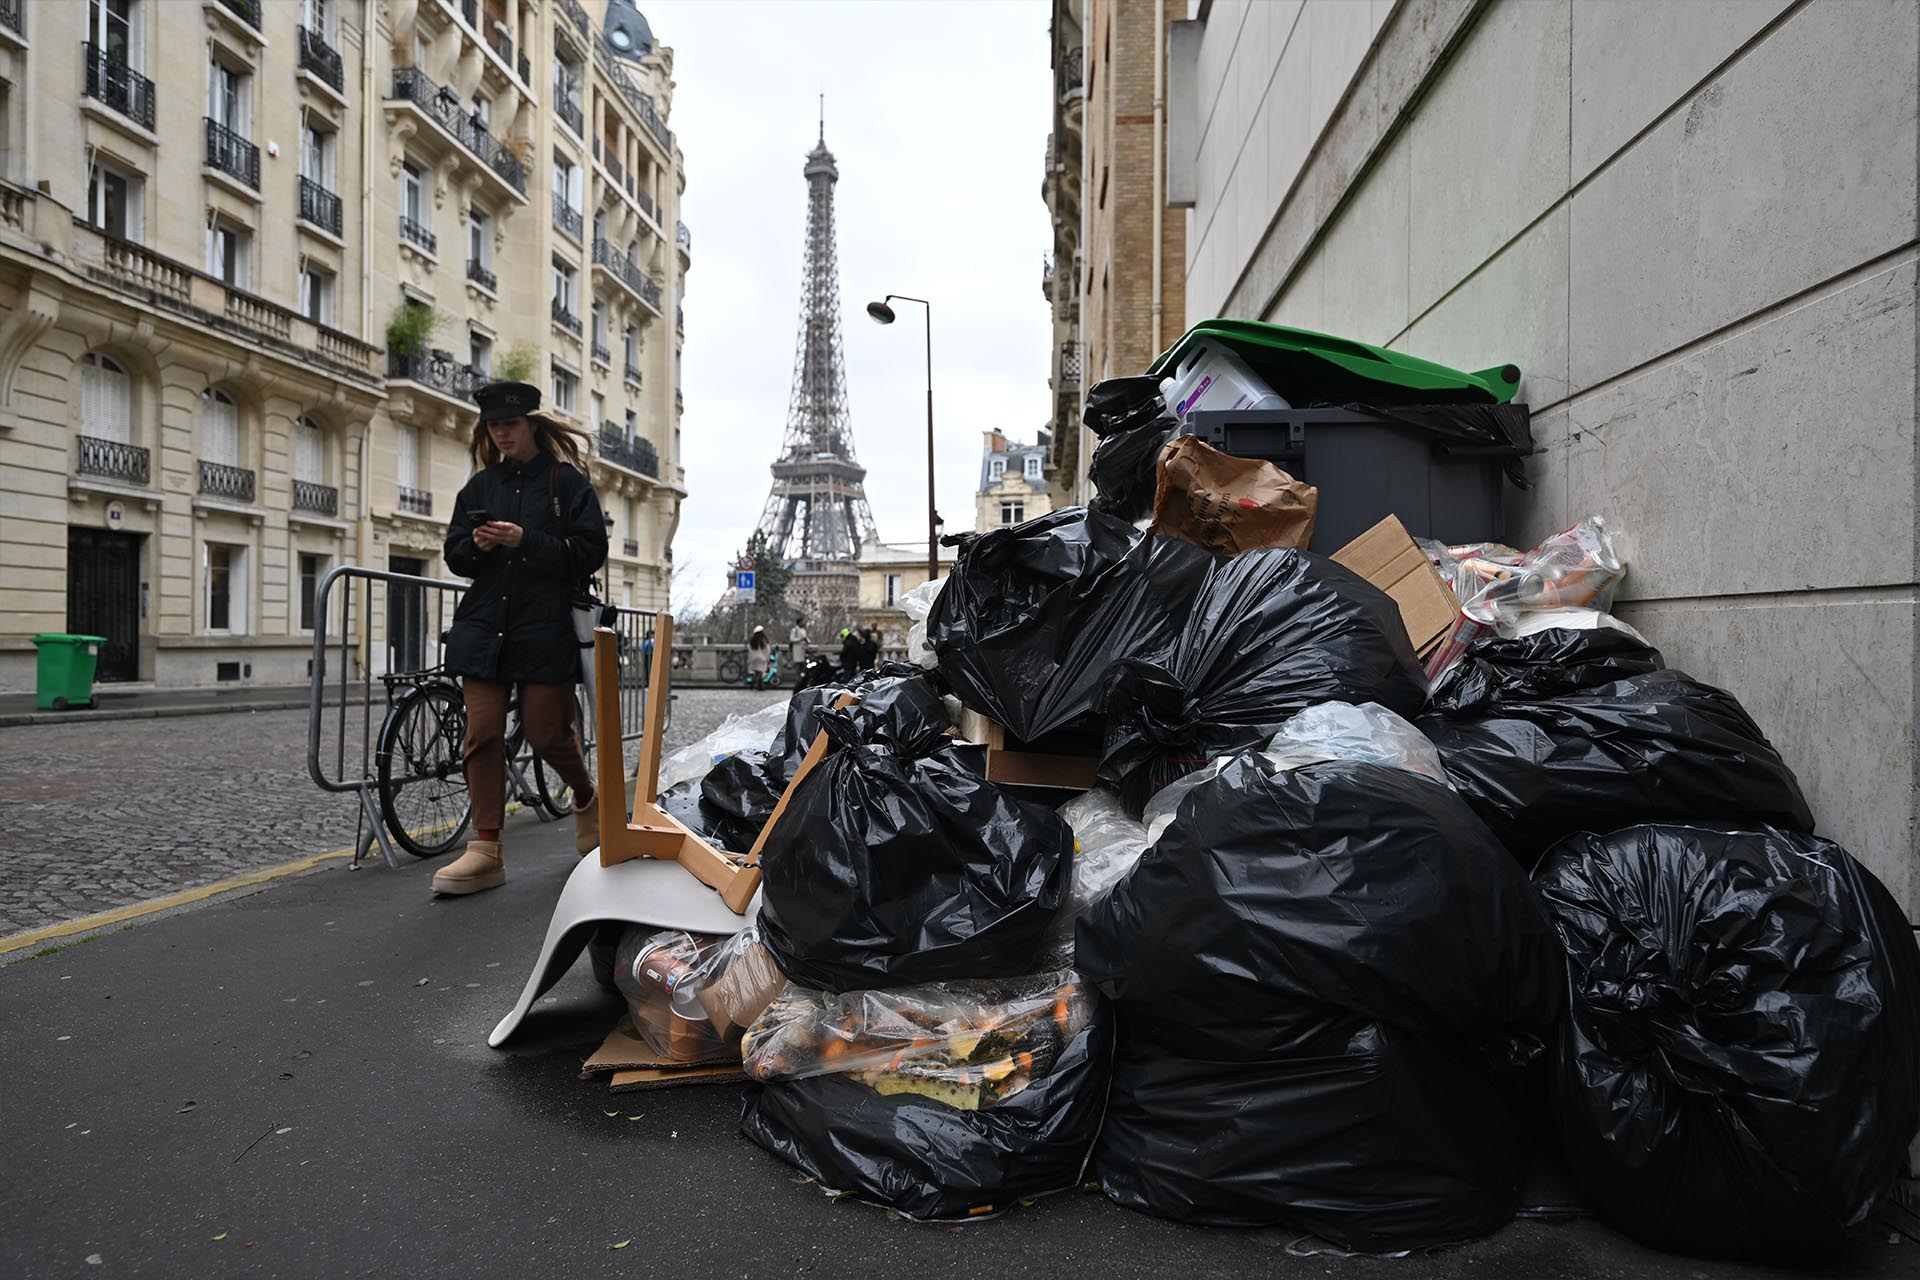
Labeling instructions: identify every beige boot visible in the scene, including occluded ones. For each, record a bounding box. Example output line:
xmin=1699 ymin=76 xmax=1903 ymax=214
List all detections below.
xmin=573 ymin=787 xmax=600 ymax=856
xmin=432 ymin=840 xmax=504 ymax=895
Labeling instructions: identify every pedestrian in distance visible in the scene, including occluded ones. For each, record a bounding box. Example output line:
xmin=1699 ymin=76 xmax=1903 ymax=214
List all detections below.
xmin=435 ymin=381 xmax=609 ymax=896
xmin=748 ymin=624 xmax=773 ymax=688
xmin=839 ymin=627 xmax=862 ymax=680
xmin=857 ymin=626 xmax=880 ymax=673
xmin=789 ymin=614 xmax=809 ymax=670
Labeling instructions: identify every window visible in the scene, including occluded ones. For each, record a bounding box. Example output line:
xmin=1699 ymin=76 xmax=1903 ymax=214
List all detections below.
xmin=208 ymin=56 xmax=250 ymax=136
xmin=301 ymin=124 xmax=334 ymax=186
xmin=470 ymin=92 xmax=491 ymax=131
xmin=623 ymin=409 xmax=636 ymax=441
xmin=205 ymin=219 xmax=251 ymax=287
xmin=298 ymin=553 xmax=327 ymax=631
xmin=469 ymin=328 xmax=493 ymax=377
xmin=0 ymin=88 xmax=11 ymax=183
xmin=551 ymin=363 xmax=578 ymax=413
xmin=551 ymin=154 xmax=580 ymax=211
xmin=468 ymin=208 xmax=491 ymax=268
xmin=589 ymin=391 xmax=604 ymax=432
xmin=1000 ymin=500 xmax=1024 ymax=525
xmin=205 ymin=542 xmax=248 ymax=634
xmin=554 ymin=54 xmax=581 ymax=100
xmin=298 ymin=266 xmax=334 ymax=326
xmin=301 ymin=0 xmax=335 ymax=39
xmin=592 ymin=207 xmax=607 ymax=245
xmin=394 ymin=422 xmax=422 ymax=492
xmin=885 ymin=574 xmax=902 ymax=608
xmin=590 ymin=302 xmax=606 ymax=347
xmin=81 ymin=353 xmax=132 ymax=444
xmin=87 ymin=163 xmax=140 ymax=241
xmin=1024 ymin=454 xmax=1042 ymax=480
xmin=551 ymin=259 xmax=577 ymax=311
xmin=988 ymin=457 xmax=1005 ymax=481
xmin=402 ymin=162 xmax=424 ymax=224
xmin=89 ymin=0 xmax=137 ymax=68
xmin=623 ymin=325 xmax=638 ymax=366
xmin=295 ymin=416 xmax=326 ymax=484
xmin=624 ymin=495 xmax=638 ymax=538
xmin=200 ymin=388 xmax=239 ymax=465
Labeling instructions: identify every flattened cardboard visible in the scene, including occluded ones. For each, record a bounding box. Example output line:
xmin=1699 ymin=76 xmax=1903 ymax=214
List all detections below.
xmin=1331 ymin=515 xmax=1462 ymax=657
xmin=954 ymin=709 xmax=1099 ymax=792
xmin=583 ymin=1017 xmax=740 ymax=1075
xmin=608 ymin=1063 xmax=745 ymax=1092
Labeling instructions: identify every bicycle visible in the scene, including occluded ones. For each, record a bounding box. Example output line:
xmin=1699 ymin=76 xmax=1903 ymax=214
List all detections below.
xmin=374 ymin=668 xmax=589 ymax=859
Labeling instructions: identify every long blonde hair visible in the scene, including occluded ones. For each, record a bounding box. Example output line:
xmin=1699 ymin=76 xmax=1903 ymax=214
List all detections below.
xmin=468 ymin=409 xmax=593 ymax=475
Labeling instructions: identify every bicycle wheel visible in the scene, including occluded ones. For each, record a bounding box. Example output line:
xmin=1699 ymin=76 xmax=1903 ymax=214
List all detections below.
xmin=534 ymin=688 xmax=597 ymax=818
xmin=717 ymin=652 xmax=745 ymax=684
xmin=376 ymin=684 xmax=472 ymax=858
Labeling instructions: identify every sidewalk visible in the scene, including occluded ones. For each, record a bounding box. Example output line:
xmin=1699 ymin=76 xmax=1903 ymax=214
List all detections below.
xmin=2 ymin=810 xmax=1912 ymax=1277
xmin=0 ymin=683 xmax=352 ymax=729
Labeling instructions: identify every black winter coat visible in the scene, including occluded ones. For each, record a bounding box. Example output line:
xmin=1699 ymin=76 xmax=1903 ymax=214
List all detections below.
xmin=443 ymin=451 xmax=608 ymax=684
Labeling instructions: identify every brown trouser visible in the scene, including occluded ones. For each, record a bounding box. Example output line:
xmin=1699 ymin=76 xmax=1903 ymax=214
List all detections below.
xmin=462 ymin=678 xmax=592 ymax=831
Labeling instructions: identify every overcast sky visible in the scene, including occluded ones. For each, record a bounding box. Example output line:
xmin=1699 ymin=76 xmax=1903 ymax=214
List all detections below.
xmin=648 ymin=0 xmax=1056 ymax=613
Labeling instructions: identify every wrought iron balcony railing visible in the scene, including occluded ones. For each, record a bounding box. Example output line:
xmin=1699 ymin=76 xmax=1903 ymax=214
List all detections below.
xmin=676 ymin=220 xmax=691 ymax=251
xmin=399 ymin=215 xmax=437 ymax=255
xmin=556 ymin=93 xmax=583 ymax=136
xmin=551 ymin=299 xmax=582 ymax=335
xmin=216 ymin=0 xmax=260 ymax=30
xmin=299 ymin=176 xmax=343 ymax=236
xmin=1059 ymin=340 xmax=1083 ymax=391
xmin=467 ymin=259 xmax=497 ymax=291
xmin=199 ymin=459 xmax=257 ymax=504
xmin=675 ymin=305 xmax=684 ymax=333
xmin=591 ymin=341 xmax=611 ymax=366
xmin=293 ymin=479 xmax=339 ymax=516
xmin=605 ymin=150 xmax=625 ymax=188
xmin=387 ymin=348 xmax=480 ymax=402
xmin=77 ymin=436 xmax=150 ymax=486
xmin=1059 ymin=46 xmax=1085 ymax=102
xmin=598 ymin=426 xmax=659 ymax=478
xmin=559 ymin=0 xmax=591 ymax=36
xmin=624 ymin=362 xmax=643 ymax=387
xmin=205 ymin=118 xmax=260 ymax=189
xmin=398 ymin=486 xmax=433 ymax=516
xmin=623 ymin=539 xmax=640 ymax=557
xmin=387 ymin=68 xmax=527 ymax=195
xmin=636 ymin=186 xmax=655 ymax=222
xmin=0 ymin=0 xmax=23 ymax=37
xmin=552 ymin=192 xmax=582 ymax=240
xmin=83 ymin=44 xmax=156 ymax=131
xmin=298 ymin=27 xmax=345 ymax=93
xmin=488 ymin=27 xmax=513 ymax=68
xmin=518 ymin=53 xmax=531 ymax=85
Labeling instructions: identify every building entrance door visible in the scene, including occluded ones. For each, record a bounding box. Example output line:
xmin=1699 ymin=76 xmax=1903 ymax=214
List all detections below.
xmin=67 ymin=528 xmax=142 ymax=682
xmin=388 ymin=554 xmax=428 ymax=674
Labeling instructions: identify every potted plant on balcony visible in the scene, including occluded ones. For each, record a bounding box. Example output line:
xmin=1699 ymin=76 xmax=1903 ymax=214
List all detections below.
xmin=495 ymin=343 xmax=538 ymax=383
xmin=386 ymin=302 xmax=449 ymax=377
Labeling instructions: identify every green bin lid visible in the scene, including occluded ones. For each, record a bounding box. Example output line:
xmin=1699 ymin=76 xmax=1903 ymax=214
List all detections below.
xmin=32 ymin=633 xmax=108 ymax=644
xmin=1147 ymin=320 xmax=1521 ymax=406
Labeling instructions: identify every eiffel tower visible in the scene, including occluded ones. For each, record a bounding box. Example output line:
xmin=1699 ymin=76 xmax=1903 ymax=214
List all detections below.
xmin=753 ymin=115 xmax=877 ymax=627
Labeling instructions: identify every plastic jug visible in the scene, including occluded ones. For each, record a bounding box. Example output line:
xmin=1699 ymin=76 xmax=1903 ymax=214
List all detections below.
xmin=1158 ymin=342 xmax=1289 ymax=419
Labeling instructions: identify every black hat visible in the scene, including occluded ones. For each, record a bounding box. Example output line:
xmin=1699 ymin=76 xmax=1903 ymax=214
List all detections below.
xmin=475 ymin=381 xmax=541 ymax=424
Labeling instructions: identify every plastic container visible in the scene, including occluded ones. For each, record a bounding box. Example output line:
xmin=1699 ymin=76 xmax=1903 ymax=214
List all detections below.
xmin=31 ymin=633 xmax=106 ymax=711
xmin=1158 ymin=342 xmax=1289 ymax=419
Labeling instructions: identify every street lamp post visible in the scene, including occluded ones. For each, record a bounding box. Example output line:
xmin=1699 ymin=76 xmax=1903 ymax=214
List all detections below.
xmin=866 ymin=294 xmax=937 ymax=582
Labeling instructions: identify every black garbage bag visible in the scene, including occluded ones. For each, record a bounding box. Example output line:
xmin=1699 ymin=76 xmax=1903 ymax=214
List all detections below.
xmin=757 ymin=708 xmax=1074 ymax=992
xmin=1419 ymin=642 xmax=1815 ymax=862
xmin=660 ymin=777 xmax=762 ymax=852
xmin=1536 ymin=824 xmax=1920 ymax=1264
xmin=1084 ymin=376 xmax=1179 ymax=523
xmin=926 ymin=508 xmax=1211 ymax=741
xmin=741 ymin=1006 xmax=1113 ymax=1221
xmin=1097 ymin=548 xmax=1427 ymax=812
xmin=1077 ymin=754 xmax=1563 ymax=1065
xmin=1095 ymin=1016 xmax=1524 ymax=1248
xmin=1426 ymin=625 xmax=1664 ymax=713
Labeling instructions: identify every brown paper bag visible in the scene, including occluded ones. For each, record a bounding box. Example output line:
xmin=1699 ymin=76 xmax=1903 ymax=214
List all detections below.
xmin=1150 ymin=435 xmax=1317 ymax=556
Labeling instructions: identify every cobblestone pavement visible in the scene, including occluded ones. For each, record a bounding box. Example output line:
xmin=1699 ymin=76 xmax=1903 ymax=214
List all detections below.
xmin=0 ymin=687 xmax=785 ymax=938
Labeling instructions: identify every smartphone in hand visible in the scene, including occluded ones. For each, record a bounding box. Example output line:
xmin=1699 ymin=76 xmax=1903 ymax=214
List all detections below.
xmin=467 ymin=508 xmax=492 ymax=525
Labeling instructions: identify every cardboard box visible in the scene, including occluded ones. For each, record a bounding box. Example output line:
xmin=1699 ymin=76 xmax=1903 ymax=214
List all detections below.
xmin=1331 ymin=516 xmax=1462 ymax=658
xmin=954 ymin=708 xmax=1099 ymax=792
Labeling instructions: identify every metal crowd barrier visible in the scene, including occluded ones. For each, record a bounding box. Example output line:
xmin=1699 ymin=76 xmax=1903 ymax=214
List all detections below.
xmin=305 ymin=564 xmax=659 ymax=868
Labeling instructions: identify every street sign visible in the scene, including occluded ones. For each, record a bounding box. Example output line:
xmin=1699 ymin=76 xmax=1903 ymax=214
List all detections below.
xmin=735 ymin=569 xmax=756 ymax=603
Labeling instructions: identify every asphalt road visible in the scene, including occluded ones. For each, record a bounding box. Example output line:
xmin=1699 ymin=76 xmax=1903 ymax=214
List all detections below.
xmin=0 ymin=688 xmax=784 ymax=939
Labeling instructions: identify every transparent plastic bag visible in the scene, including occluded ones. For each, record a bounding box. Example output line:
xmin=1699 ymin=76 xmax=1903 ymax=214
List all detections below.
xmin=655 ymin=699 xmax=789 ymax=792
xmin=898 ymin=578 xmax=945 ymax=670
xmin=742 ymin=972 xmax=1093 ymax=1109
xmin=1498 ymin=606 xmax=1648 ymax=644
xmin=1141 ymin=702 xmax=1446 ymax=844
xmin=1039 ymin=791 xmax=1151 ymax=966
xmin=613 ymin=926 xmax=789 ymax=1063
xmin=1422 ymin=518 xmax=1627 ymax=682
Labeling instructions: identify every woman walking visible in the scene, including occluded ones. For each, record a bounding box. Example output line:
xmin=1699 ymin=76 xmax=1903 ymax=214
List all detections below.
xmin=435 ymin=381 xmax=609 ymax=896
xmin=747 ymin=625 xmax=772 ymax=688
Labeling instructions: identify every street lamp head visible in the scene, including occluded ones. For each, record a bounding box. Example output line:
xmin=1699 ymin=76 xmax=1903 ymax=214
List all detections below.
xmin=865 ymin=300 xmax=896 ymax=325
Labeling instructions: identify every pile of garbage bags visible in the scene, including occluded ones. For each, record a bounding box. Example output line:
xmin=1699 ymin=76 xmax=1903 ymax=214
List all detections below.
xmin=616 ymin=368 xmax=1918 ymax=1256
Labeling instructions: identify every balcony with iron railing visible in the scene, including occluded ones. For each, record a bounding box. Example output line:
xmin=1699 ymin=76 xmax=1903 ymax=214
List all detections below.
xmin=0 ymin=0 xmax=23 ymax=40
xmin=598 ymin=426 xmax=659 ymax=478
xmin=623 ymin=538 xmax=640 ymax=558
xmin=590 ymin=238 xmax=659 ymax=312
xmin=199 ymin=459 xmax=257 ymax=504
xmin=299 ymin=176 xmax=343 ymax=237
xmin=398 ymin=486 xmax=433 ymax=516
xmin=1058 ymin=46 xmax=1085 ymax=104
xmin=467 ymin=259 xmax=497 ymax=292
xmin=83 ymin=44 xmax=156 ymax=132
xmin=591 ymin=40 xmax=673 ymax=152
xmin=77 ymin=436 xmax=151 ymax=486
xmin=552 ymin=192 xmax=582 ymax=241
xmin=551 ymin=299 xmax=582 ymax=336
xmin=636 ymin=187 xmax=656 ymax=224
xmin=216 ymin=0 xmax=260 ymax=30
xmin=604 ymin=149 xmax=625 ymax=188
xmin=1058 ymin=340 xmax=1083 ymax=392
xmin=399 ymin=214 xmax=437 ymax=256
xmin=386 ymin=67 xmax=527 ymax=198
xmin=387 ymin=348 xmax=481 ymax=403
xmin=205 ymin=118 xmax=260 ymax=190
xmin=624 ymin=361 xmax=643 ymax=388
xmin=675 ymin=304 xmax=684 ymax=334
xmin=676 ymin=220 xmax=691 ymax=253
xmin=298 ymin=26 xmax=345 ymax=94
xmin=292 ymin=479 xmax=339 ymax=517
xmin=591 ymin=341 xmax=611 ymax=366
xmin=555 ymin=91 xmax=583 ymax=137
xmin=559 ymin=0 xmax=591 ymax=37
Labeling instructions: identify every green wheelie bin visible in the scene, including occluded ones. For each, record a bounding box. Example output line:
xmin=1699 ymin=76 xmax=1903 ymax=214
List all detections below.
xmin=31 ymin=633 xmax=107 ymax=710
